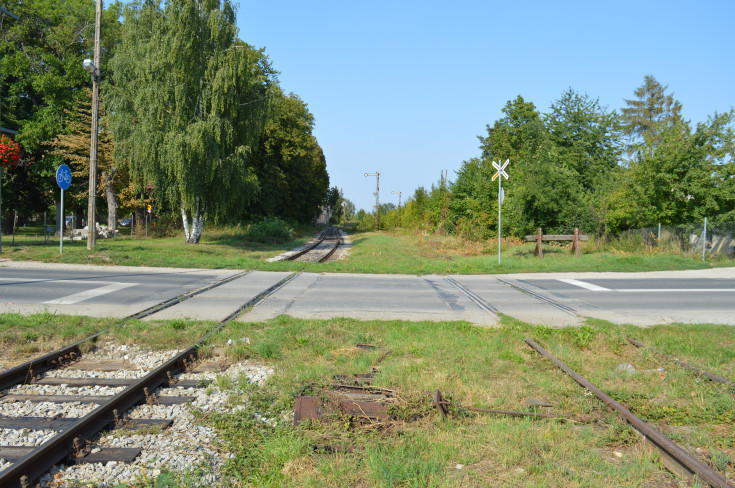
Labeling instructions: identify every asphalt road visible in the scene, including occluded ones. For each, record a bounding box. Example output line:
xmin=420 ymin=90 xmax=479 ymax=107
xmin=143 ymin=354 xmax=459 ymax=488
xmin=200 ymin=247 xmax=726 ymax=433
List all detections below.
xmin=0 ymin=264 xmax=237 ymax=317
xmin=1 ymin=262 xmax=734 ymax=326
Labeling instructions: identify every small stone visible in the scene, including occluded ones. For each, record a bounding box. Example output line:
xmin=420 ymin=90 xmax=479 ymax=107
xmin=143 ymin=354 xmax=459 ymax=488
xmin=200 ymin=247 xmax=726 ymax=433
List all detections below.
xmin=455 ymin=464 xmax=464 ymax=470
xmin=616 ymin=363 xmax=636 ymax=374
xmin=613 ymin=451 xmax=623 ymax=458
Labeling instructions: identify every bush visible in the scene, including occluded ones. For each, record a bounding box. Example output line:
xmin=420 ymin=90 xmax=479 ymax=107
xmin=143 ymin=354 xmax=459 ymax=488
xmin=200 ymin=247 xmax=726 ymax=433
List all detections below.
xmin=243 ymin=218 xmax=294 ymax=243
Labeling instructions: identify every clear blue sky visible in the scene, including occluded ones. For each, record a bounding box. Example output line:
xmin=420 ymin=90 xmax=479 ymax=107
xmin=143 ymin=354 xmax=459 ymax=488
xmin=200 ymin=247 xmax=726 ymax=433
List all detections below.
xmin=236 ymin=0 xmax=735 ymax=212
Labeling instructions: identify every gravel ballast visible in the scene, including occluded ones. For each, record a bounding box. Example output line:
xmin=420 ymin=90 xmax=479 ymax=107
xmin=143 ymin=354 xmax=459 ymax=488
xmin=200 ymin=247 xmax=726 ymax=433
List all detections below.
xmin=0 ymin=341 xmax=275 ymax=487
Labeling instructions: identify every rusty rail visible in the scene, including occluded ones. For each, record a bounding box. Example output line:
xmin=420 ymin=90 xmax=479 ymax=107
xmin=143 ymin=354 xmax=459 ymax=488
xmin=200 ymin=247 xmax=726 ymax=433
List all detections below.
xmin=627 ymin=338 xmax=735 ymax=389
xmin=0 ymin=341 xmax=88 ymax=392
xmin=433 ymin=389 xmax=570 ymax=421
xmin=286 ymin=227 xmax=333 ymax=261
xmin=0 ymin=270 xmax=251 ymax=393
xmin=318 ymin=232 xmax=342 ymax=263
xmin=525 ymin=337 xmax=735 ymax=488
xmin=0 ymin=272 xmax=297 ymax=487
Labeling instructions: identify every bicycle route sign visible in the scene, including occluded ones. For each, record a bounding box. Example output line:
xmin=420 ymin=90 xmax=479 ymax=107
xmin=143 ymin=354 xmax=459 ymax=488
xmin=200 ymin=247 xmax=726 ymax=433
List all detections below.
xmin=56 ymin=164 xmax=72 ymax=190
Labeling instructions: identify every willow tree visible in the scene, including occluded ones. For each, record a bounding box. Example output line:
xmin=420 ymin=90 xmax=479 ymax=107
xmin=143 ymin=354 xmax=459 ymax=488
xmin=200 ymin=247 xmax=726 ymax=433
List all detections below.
xmin=105 ymin=0 xmax=273 ymax=243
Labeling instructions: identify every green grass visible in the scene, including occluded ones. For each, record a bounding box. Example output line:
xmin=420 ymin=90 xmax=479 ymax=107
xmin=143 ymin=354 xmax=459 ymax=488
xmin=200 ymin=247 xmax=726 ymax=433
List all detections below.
xmin=199 ymin=315 xmax=734 ymax=487
xmin=2 ymin=226 xmax=730 ymax=274
xmin=2 ymin=313 xmax=734 ymax=486
xmin=0 ymin=312 xmax=119 ymax=364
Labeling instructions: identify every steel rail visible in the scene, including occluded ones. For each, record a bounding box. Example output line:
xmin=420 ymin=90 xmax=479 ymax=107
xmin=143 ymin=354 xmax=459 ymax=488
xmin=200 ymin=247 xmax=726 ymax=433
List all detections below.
xmin=0 ymin=339 xmax=91 ymax=391
xmin=0 ymin=270 xmax=251 ymax=393
xmin=0 ymin=343 xmax=198 ymax=488
xmin=628 ymin=338 xmax=735 ymax=389
xmin=286 ymin=228 xmax=332 ymax=261
xmin=433 ymin=389 xmax=569 ymax=420
xmin=0 ymin=271 xmax=300 ymax=488
xmin=497 ymin=278 xmax=578 ymax=315
xmin=525 ymin=337 xmax=735 ymax=488
xmin=443 ymin=276 xmax=499 ymax=314
xmin=318 ymin=232 xmax=342 ymax=263
xmin=128 ymin=269 xmax=251 ymax=320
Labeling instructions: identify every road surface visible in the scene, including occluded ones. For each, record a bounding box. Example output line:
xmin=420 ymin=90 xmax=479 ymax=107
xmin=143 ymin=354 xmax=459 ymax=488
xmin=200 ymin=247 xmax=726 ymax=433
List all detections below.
xmin=1 ymin=262 xmax=733 ymax=326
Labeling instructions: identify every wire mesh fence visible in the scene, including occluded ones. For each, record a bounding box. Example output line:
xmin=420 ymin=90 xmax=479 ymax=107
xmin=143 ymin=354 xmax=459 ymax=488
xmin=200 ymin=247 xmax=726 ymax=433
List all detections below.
xmin=617 ymin=219 xmax=735 ymax=259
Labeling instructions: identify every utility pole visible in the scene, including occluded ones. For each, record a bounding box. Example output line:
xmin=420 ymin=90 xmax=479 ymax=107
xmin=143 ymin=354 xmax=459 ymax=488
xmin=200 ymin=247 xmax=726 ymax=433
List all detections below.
xmin=85 ymin=0 xmax=102 ymax=250
xmin=364 ymin=172 xmax=380 ymax=231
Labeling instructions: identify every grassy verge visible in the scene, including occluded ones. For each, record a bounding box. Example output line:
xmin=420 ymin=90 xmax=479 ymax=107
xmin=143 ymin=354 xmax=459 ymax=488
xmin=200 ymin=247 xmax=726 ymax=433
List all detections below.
xmin=0 ymin=312 xmax=121 ymax=368
xmin=3 ymin=313 xmax=733 ymax=486
xmin=2 ymin=227 xmax=731 ymax=274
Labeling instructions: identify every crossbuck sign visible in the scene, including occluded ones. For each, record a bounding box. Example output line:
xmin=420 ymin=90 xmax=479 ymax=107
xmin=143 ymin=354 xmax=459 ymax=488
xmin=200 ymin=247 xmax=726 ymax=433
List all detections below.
xmin=492 ymin=160 xmax=509 ymax=264
xmin=492 ymin=159 xmax=509 ymax=181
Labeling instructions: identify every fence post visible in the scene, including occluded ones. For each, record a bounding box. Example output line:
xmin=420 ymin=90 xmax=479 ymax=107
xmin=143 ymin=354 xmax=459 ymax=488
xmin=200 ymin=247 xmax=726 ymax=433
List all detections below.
xmin=571 ymin=228 xmax=581 ymax=257
xmin=702 ymin=217 xmax=707 ymax=262
xmin=534 ymin=228 xmax=544 ymax=258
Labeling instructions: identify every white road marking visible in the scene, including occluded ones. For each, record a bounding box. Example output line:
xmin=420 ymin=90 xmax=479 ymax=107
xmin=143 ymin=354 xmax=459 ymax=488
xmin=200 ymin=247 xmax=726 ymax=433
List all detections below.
xmin=615 ymin=289 xmax=735 ymax=293
xmin=43 ymin=282 xmax=138 ymax=305
xmin=557 ymin=279 xmax=611 ymax=291
xmin=0 ymin=278 xmax=124 ymax=285
xmin=556 ymin=279 xmax=735 ymax=293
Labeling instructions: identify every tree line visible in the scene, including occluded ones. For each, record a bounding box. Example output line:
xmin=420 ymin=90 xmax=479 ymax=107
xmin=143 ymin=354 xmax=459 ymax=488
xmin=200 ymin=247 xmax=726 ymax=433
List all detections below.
xmin=368 ymin=76 xmax=735 ymax=238
xmin=0 ymin=0 xmax=331 ymax=243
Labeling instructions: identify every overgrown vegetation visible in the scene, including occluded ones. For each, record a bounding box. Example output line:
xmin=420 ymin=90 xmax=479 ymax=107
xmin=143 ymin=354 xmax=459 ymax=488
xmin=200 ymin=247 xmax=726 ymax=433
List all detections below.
xmin=0 ymin=0 xmax=329 ymax=242
xmin=4 ymin=225 xmax=733 ymax=272
xmin=357 ymin=78 xmax=735 ymax=241
xmin=0 ymin=313 xmax=117 ymax=366
xmin=3 ymin=313 xmax=733 ymax=486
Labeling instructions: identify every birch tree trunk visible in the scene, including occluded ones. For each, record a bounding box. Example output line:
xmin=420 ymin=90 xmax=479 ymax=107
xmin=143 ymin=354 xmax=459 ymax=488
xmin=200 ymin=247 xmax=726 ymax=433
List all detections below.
xmin=181 ymin=200 xmax=191 ymax=242
xmin=182 ymin=198 xmax=205 ymax=244
xmin=191 ymin=201 xmax=205 ymax=243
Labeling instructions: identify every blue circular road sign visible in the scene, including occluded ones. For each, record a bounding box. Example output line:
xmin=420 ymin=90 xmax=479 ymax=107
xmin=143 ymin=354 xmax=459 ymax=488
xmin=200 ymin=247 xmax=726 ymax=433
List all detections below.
xmin=56 ymin=164 xmax=72 ymax=190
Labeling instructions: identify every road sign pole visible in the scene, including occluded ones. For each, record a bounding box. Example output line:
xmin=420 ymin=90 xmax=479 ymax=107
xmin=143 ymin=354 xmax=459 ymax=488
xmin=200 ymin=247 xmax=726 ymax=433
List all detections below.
xmin=498 ymin=169 xmax=502 ymax=264
xmin=59 ymin=188 xmax=64 ymax=254
xmin=55 ymin=164 xmax=72 ymax=254
xmin=492 ymin=159 xmax=509 ymax=265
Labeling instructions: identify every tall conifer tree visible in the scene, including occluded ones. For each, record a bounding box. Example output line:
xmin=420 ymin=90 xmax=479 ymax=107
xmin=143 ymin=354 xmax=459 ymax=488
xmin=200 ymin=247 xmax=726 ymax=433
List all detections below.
xmin=621 ymin=75 xmax=682 ymax=147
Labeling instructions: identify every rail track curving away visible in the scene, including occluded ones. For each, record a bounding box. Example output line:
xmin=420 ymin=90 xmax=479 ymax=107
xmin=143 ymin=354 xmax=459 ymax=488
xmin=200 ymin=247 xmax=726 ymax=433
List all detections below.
xmin=285 ymin=227 xmax=343 ymax=263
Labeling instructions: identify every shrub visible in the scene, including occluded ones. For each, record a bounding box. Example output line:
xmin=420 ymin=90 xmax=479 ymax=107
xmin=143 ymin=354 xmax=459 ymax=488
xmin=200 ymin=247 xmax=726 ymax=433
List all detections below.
xmin=243 ymin=218 xmax=294 ymax=243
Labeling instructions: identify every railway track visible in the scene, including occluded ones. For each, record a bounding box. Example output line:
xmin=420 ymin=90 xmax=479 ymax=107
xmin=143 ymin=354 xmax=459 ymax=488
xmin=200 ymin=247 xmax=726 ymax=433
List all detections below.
xmin=0 ymin=270 xmax=253 ymax=392
xmin=0 ymin=272 xmax=298 ymax=487
xmin=286 ymin=227 xmax=342 ymax=263
xmin=526 ymin=338 xmax=735 ymax=488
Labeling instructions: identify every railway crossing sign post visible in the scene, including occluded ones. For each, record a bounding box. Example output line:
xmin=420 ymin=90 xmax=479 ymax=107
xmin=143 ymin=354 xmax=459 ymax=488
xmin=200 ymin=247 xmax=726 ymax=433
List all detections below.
xmin=56 ymin=164 xmax=72 ymax=254
xmin=492 ymin=159 xmax=509 ymax=264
